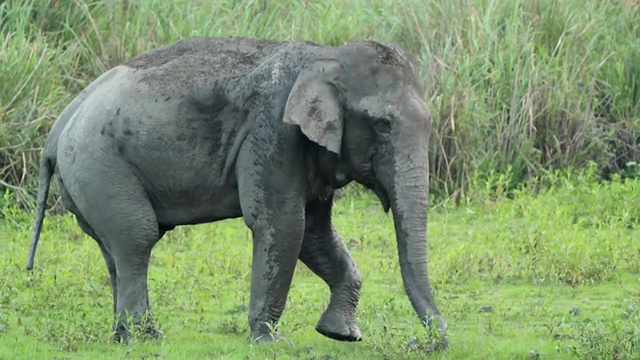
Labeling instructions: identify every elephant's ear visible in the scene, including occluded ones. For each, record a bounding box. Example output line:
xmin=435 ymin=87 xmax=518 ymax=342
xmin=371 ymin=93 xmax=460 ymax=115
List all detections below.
xmin=283 ymin=59 xmax=344 ymax=154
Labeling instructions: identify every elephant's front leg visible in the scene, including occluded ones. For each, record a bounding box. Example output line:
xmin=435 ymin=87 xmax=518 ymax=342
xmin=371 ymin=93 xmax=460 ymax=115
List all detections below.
xmin=300 ymin=196 xmax=363 ymax=342
xmin=243 ymin=201 xmax=305 ymax=342
xmin=238 ymin=167 xmax=306 ymax=341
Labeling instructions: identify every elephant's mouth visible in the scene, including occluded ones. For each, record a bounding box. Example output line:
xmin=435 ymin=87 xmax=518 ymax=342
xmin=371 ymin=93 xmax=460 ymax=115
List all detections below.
xmin=364 ymin=168 xmax=390 ymax=213
xmin=365 ymin=151 xmax=391 ymax=213
xmin=372 ymin=183 xmax=391 ymax=213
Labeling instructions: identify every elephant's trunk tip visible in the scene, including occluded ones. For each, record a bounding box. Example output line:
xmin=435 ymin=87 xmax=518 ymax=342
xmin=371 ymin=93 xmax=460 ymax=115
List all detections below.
xmin=26 ymin=248 xmax=36 ymax=270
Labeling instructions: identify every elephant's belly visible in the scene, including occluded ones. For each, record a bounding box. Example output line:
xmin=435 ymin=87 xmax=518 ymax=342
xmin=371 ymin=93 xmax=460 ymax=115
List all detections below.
xmin=153 ymin=186 xmax=243 ymax=227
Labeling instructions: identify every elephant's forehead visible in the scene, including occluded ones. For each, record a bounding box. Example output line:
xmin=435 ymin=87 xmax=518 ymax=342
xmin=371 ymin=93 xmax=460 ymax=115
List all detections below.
xmin=356 ymin=95 xmax=397 ymax=117
xmin=355 ymin=89 xmax=428 ymax=122
xmin=351 ymin=63 xmax=403 ymax=86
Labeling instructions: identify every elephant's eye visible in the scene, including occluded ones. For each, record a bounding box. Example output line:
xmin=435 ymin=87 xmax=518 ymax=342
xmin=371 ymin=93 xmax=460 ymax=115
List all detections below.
xmin=373 ymin=116 xmax=392 ymax=136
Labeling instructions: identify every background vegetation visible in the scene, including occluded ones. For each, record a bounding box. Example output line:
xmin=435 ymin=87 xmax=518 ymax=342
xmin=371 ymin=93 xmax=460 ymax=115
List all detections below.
xmin=1 ymin=0 xmax=639 ymax=210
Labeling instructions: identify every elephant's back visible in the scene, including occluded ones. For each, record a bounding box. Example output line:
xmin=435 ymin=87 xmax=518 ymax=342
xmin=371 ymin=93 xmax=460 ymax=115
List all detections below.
xmin=121 ymin=37 xmax=304 ymax=88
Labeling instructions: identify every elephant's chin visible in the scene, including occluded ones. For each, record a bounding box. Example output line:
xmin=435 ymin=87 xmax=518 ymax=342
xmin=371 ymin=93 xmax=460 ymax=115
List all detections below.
xmin=372 ymin=183 xmax=391 ymax=213
xmin=359 ymin=167 xmax=390 ymax=213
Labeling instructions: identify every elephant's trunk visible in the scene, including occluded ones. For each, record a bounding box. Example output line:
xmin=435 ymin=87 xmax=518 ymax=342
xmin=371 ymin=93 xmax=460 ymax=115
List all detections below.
xmin=381 ymin=150 xmax=448 ymax=345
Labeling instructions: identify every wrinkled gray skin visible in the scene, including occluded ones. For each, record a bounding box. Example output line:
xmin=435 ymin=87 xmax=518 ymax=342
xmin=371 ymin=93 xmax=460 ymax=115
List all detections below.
xmin=27 ymin=37 xmax=447 ymax=348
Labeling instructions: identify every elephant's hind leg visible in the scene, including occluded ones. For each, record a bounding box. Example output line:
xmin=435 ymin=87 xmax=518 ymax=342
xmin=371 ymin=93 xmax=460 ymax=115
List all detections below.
xmin=102 ymin=199 xmax=161 ymax=343
xmin=300 ymin=197 xmax=362 ymax=342
xmin=59 ymin=163 xmax=162 ymax=343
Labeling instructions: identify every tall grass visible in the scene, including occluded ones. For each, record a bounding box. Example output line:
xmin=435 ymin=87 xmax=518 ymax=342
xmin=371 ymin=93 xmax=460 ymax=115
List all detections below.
xmin=1 ymin=0 xmax=639 ymax=209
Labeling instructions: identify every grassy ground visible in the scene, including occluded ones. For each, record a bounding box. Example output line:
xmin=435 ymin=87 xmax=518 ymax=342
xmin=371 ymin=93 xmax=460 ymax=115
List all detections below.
xmin=2 ymin=172 xmax=639 ymax=359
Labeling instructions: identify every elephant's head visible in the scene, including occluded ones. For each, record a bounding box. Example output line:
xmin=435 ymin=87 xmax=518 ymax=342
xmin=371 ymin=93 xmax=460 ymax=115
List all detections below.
xmin=283 ymin=41 xmax=447 ymax=345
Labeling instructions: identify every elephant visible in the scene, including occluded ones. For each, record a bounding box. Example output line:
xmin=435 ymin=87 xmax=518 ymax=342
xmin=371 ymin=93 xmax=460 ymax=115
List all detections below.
xmin=26 ymin=36 xmax=448 ymax=348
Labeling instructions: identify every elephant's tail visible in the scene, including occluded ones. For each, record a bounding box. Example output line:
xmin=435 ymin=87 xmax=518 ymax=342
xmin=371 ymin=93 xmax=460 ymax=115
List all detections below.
xmin=26 ymin=156 xmax=54 ymax=270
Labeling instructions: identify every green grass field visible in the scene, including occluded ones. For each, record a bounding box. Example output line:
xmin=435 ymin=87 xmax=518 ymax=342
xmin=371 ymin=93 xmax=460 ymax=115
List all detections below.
xmin=2 ymin=172 xmax=639 ymax=359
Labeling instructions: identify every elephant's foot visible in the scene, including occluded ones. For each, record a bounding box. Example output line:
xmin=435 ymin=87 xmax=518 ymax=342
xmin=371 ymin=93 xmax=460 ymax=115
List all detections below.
xmin=113 ymin=321 xmax=163 ymax=344
xmin=247 ymin=330 xmax=291 ymax=344
xmin=315 ymin=308 xmax=361 ymax=342
xmin=246 ymin=319 xmax=292 ymax=344
xmin=143 ymin=326 xmax=164 ymax=339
